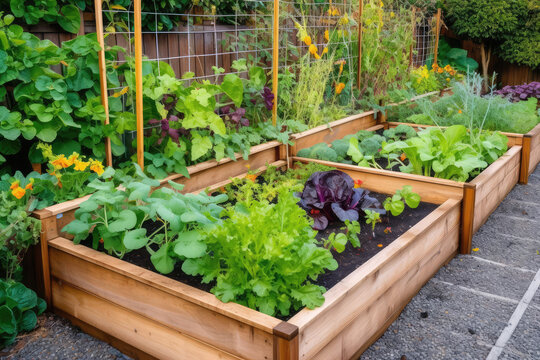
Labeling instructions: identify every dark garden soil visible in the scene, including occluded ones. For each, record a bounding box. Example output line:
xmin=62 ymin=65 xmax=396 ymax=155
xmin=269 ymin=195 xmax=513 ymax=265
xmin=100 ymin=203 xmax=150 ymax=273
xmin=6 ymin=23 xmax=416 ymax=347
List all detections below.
xmin=80 ymin=190 xmax=437 ymax=320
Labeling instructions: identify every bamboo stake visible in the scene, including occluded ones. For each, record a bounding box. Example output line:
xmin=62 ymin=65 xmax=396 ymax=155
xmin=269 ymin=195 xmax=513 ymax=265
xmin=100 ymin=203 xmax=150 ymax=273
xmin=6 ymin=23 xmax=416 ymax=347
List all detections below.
xmin=357 ymin=0 xmax=363 ymax=89
xmin=134 ymin=0 xmax=144 ymax=169
xmin=94 ymin=0 xmax=112 ymax=167
xmin=433 ymin=8 xmax=441 ymax=65
xmin=271 ymin=0 xmax=279 ymax=126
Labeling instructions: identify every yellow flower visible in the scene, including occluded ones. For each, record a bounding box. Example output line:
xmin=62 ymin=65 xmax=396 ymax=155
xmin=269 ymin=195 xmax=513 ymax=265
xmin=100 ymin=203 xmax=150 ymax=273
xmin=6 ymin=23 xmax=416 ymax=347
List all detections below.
xmin=302 ymin=35 xmax=312 ymax=46
xmin=314 ymin=53 xmax=321 ymax=60
xmin=324 ymin=30 xmax=330 ymax=42
xmin=444 ymin=64 xmax=452 ymax=72
xmin=322 ymin=47 xmax=328 ymax=55
xmin=309 ymin=44 xmax=318 ymax=56
xmin=437 ymin=67 xmax=444 ymax=74
xmin=390 ymin=11 xmax=395 ymax=18
xmin=51 ymin=154 xmax=71 ymax=169
xmin=112 ymin=86 xmax=129 ymax=98
xmin=380 ymin=1 xmax=384 ymax=7
xmin=10 ymin=180 xmax=19 ymax=190
xmin=446 ymin=78 xmax=450 ymax=82
xmin=66 ymin=153 xmax=79 ymax=167
xmin=472 ymin=247 xmax=479 ymax=252
xmin=73 ymin=159 xmax=90 ymax=171
xmin=339 ymin=13 xmax=349 ymax=25
xmin=458 ymin=109 xmax=463 ymax=114
xmin=335 ymin=82 xmax=346 ymax=94
xmin=12 ymin=187 xmax=26 ymax=199
xmin=328 ymin=6 xmax=340 ymax=16
xmin=90 ymin=160 xmax=105 ymax=175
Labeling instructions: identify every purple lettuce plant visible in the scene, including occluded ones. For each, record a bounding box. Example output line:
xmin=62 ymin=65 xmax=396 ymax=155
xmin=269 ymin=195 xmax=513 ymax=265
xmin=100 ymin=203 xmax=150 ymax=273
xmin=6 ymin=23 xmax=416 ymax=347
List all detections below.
xmin=297 ymin=170 xmax=385 ymax=230
xmin=148 ymin=115 xmax=181 ymax=145
xmin=262 ymin=87 xmax=274 ymax=111
xmin=495 ymin=82 xmax=540 ymax=102
xmin=220 ymin=106 xmax=249 ymax=128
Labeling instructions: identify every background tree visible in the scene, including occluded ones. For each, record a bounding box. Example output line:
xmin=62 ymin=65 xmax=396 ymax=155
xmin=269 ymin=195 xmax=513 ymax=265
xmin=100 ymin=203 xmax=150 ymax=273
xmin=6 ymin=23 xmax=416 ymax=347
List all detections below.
xmin=444 ymin=0 xmax=528 ymax=90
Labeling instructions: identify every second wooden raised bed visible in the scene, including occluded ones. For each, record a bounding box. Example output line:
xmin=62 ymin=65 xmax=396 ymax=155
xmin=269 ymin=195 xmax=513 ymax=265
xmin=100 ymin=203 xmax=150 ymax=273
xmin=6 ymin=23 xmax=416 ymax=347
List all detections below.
xmin=36 ymin=163 xmax=461 ymax=360
xmin=290 ymin=121 xmax=521 ymax=254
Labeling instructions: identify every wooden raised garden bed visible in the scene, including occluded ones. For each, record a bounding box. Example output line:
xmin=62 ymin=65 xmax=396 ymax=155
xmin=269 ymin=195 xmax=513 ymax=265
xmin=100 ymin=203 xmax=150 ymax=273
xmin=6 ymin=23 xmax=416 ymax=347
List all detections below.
xmin=34 ymin=163 xmax=461 ymax=360
xmin=387 ymin=122 xmax=540 ymax=185
xmin=290 ymin=121 xmax=521 ymax=254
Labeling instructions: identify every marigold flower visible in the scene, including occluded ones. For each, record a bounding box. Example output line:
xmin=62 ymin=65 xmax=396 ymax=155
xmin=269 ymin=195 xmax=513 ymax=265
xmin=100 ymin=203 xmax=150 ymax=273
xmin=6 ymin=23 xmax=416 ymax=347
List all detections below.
xmin=314 ymin=53 xmax=321 ymax=60
xmin=309 ymin=44 xmax=318 ymax=56
xmin=12 ymin=186 xmax=26 ymax=199
xmin=302 ymin=35 xmax=312 ymax=46
xmin=335 ymin=82 xmax=346 ymax=94
xmin=66 ymin=153 xmax=79 ymax=167
xmin=73 ymin=159 xmax=90 ymax=171
xmin=354 ymin=179 xmax=363 ymax=188
xmin=446 ymin=78 xmax=450 ymax=82
xmin=10 ymin=180 xmax=19 ymax=190
xmin=437 ymin=67 xmax=444 ymax=74
xmin=324 ymin=30 xmax=330 ymax=42
xmin=25 ymin=179 xmax=34 ymax=191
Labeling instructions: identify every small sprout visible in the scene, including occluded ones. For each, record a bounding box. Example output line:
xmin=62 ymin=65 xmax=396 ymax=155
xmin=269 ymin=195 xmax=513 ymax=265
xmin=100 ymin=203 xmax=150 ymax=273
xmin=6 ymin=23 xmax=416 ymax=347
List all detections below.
xmin=364 ymin=209 xmax=381 ymax=238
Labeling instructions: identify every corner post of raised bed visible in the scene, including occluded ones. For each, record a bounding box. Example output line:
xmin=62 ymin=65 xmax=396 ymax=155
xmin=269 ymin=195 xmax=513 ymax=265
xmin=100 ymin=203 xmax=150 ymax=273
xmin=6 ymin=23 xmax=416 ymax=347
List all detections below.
xmin=519 ymin=134 xmax=532 ymax=185
xmin=31 ymin=209 xmax=57 ymax=309
xmin=273 ymin=322 xmax=299 ymax=360
xmin=460 ymin=183 xmax=476 ymax=254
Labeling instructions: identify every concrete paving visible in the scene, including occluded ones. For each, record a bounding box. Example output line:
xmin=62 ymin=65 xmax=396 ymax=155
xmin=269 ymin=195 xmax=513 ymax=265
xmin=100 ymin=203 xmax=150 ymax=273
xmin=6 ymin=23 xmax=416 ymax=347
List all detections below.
xmin=2 ymin=168 xmax=539 ymax=360
xmin=361 ymin=166 xmax=540 ymax=360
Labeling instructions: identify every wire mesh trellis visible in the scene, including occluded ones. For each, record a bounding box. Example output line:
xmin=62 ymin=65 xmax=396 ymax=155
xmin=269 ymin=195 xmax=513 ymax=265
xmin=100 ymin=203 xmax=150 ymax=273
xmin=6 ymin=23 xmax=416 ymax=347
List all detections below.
xmin=95 ymin=0 xmax=442 ymax=167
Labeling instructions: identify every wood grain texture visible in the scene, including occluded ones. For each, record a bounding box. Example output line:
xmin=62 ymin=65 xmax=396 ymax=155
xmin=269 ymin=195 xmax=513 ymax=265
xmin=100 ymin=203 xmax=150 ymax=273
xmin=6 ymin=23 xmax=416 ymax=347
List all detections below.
xmin=289 ymin=199 xmax=461 ymax=359
xmin=290 ymin=112 xmax=376 ymax=155
xmin=49 ymin=238 xmax=280 ymax=333
xmin=52 ymin=280 xmax=243 ymax=360
xmin=49 ymin=247 xmax=274 ymax=360
xmin=527 ymin=123 xmax=540 ymax=176
xmin=292 ymin=157 xmax=463 ymax=205
xmin=470 ymin=146 xmax=521 ymax=233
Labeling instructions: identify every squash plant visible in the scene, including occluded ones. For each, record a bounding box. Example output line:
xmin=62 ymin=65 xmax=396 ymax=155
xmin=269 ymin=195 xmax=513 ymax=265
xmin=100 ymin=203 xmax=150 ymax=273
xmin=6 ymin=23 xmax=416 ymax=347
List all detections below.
xmin=4 ymin=0 xmax=82 ymax=33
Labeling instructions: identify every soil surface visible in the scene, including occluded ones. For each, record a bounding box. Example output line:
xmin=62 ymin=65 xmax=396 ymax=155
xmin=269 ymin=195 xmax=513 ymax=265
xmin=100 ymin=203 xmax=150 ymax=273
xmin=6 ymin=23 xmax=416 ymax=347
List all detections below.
xmin=80 ymin=191 xmax=437 ymax=320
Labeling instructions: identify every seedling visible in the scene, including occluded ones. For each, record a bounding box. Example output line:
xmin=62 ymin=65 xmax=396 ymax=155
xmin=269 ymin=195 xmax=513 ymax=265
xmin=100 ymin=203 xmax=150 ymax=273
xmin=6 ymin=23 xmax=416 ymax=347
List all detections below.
xmin=364 ymin=209 xmax=381 ymax=238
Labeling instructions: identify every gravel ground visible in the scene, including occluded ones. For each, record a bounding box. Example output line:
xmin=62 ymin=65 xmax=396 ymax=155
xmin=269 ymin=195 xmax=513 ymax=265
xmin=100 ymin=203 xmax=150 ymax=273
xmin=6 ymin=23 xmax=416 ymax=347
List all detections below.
xmin=3 ymin=167 xmax=540 ymax=360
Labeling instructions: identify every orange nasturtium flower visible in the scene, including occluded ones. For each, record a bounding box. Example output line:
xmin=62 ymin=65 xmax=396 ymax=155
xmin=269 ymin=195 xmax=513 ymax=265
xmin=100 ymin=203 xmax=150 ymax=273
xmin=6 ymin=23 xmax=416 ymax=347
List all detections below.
xmin=12 ymin=186 xmax=26 ymax=199
xmin=335 ymin=82 xmax=346 ymax=94
xmin=51 ymin=154 xmax=71 ymax=169
xmin=309 ymin=44 xmax=318 ymax=56
xmin=9 ymin=180 xmax=19 ymax=190
xmin=90 ymin=160 xmax=105 ymax=175
xmin=302 ymin=35 xmax=312 ymax=46
xmin=245 ymin=174 xmax=258 ymax=183
xmin=73 ymin=160 xmax=90 ymax=171
xmin=400 ymin=153 xmax=407 ymax=161
xmin=25 ymin=179 xmax=34 ymax=191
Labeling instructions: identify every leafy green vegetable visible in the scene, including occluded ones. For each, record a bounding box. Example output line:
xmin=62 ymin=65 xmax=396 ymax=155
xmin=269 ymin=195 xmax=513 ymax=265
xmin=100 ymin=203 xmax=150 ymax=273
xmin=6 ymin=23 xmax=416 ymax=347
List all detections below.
xmin=183 ymin=189 xmax=338 ymax=316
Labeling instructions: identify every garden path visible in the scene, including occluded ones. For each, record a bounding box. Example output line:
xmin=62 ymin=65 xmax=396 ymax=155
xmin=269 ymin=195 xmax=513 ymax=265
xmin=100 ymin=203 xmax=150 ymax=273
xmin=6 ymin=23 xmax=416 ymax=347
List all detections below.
xmin=2 ymin=167 xmax=539 ymax=360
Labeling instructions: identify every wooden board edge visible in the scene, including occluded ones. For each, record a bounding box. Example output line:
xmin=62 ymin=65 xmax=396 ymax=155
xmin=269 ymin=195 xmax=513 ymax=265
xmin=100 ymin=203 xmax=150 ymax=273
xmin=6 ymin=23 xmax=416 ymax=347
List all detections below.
xmin=469 ymin=146 xmax=522 ymax=187
xmin=47 ymin=237 xmax=281 ymax=333
xmin=288 ymin=198 xmax=461 ymax=329
xmin=290 ymin=111 xmax=376 ymax=141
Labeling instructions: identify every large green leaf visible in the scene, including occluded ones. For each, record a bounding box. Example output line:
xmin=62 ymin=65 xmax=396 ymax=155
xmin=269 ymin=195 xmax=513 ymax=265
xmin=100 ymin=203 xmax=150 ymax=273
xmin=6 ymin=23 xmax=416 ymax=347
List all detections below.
xmin=0 ymin=305 xmax=16 ymax=334
xmin=150 ymin=243 xmax=175 ymax=274
xmin=123 ymin=229 xmax=148 ymax=250
xmin=173 ymin=231 xmax=206 ymax=258
xmin=221 ymin=74 xmax=243 ymax=107
xmin=108 ymin=210 xmax=137 ymax=233
xmin=57 ymin=5 xmax=81 ymax=34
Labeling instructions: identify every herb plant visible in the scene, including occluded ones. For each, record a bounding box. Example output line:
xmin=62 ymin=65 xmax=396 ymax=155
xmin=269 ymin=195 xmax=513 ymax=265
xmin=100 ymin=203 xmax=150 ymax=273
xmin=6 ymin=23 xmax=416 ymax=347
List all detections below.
xmin=383 ymin=186 xmax=421 ymax=217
